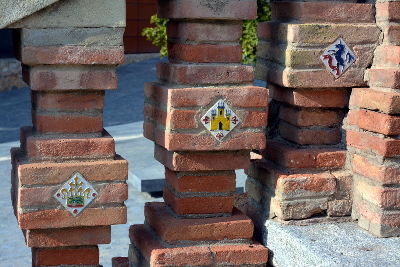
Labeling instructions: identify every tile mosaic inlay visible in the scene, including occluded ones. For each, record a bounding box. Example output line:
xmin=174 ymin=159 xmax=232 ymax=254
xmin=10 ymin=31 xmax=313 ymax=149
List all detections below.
xmin=201 ymin=99 xmax=240 ymax=141
xmin=320 ymin=38 xmax=356 ymax=78
xmin=54 ymin=171 xmax=97 ymax=216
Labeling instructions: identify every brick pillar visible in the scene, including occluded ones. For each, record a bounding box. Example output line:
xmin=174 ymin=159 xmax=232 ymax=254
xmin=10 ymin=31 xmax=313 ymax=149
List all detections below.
xmin=250 ymin=1 xmax=380 ymax=229
xmin=127 ymin=0 xmax=269 ymax=266
xmin=9 ymin=1 xmax=128 ymax=265
xmin=349 ymin=1 xmax=400 ymax=237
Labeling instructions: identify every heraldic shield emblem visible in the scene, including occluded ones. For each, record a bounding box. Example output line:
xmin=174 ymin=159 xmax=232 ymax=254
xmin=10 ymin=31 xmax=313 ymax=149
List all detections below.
xmin=320 ymin=38 xmax=356 ymax=78
xmin=201 ymin=99 xmax=240 ymax=141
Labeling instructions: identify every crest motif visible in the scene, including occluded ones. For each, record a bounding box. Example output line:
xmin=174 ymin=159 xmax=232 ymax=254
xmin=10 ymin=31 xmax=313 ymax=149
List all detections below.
xmin=201 ymin=99 xmax=240 ymax=141
xmin=320 ymin=38 xmax=356 ymax=78
xmin=54 ymin=172 xmax=97 ymax=216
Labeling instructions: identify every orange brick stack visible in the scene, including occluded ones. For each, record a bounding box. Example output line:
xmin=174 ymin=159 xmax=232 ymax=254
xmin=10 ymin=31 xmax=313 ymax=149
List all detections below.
xmin=250 ymin=1 xmax=380 ymax=228
xmin=126 ymin=0 xmax=269 ymax=266
xmin=10 ymin=25 xmax=127 ymax=266
xmin=349 ymin=1 xmax=400 ymax=237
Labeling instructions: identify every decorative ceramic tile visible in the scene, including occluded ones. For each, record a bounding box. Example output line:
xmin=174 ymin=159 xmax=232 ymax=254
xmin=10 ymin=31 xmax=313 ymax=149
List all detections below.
xmin=201 ymin=99 xmax=240 ymax=141
xmin=320 ymin=38 xmax=356 ymax=78
xmin=54 ymin=172 xmax=98 ymax=216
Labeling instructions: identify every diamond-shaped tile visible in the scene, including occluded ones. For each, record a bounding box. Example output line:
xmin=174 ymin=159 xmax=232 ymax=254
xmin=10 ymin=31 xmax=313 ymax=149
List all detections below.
xmin=320 ymin=38 xmax=356 ymax=78
xmin=201 ymin=99 xmax=240 ymax=141
xmin=54 ymin=172 xmax=98 ymax=216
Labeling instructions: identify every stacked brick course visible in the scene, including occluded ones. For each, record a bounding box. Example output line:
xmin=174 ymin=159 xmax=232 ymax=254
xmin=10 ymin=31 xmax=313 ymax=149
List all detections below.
xmin=250 ymin=0 xmax=381 ymax=230
xmin=350 ymin=0 xmax=400 ymax=237
xmin=125 ymin=0 xmax=269 ymax=266
xmin=9 ymin=0 xmax=128 ymax=265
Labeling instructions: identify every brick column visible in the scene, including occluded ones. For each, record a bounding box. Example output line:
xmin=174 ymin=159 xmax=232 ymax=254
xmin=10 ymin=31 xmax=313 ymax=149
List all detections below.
xmin=349 ymin=1 xmax=400 ymax=237
xmin=9 ymin=1 xmax=127 ymax=266
xmin=127 ymin=0 xmax=269 ymax=266
xmin=250 ymin=1 xmax=380 ymax=229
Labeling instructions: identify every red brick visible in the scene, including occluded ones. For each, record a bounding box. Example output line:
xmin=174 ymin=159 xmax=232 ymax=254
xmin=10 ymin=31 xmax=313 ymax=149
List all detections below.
xmin=129 ymin=224 xmax=213 ymax=266
xmin=347 ymin=130 xmax=400 ymax=157
xmin=368 ymin=69 xmax=400 ymax=89
xmin=385 ymin=24 xmax=400 ymax=45
xmin=352 ymin=154 xmax=400 ymax=185
xmin=144 ymin=202 xmax=253 ymax=242
xmin=158 ymin=0 xmax=257 ymax=20
xmin=163 ymin=187 xmax=234 ymax=215
xmin=32 ymin=110 xmax=103 ymax=134
xmin=165 ymin=168 xmax=236 ymax=193
xmin=264 ymin=140 xmax=346 ymax=169
xmin=279 ymin=122 xmax=342 ymax=145
xmin=154 ymin=145 xmax=250 ymax=171
xmin=14 ymin=152 xmax=127 ymax=185
xmin=373 ymin=46 xmax=400 ymax=67
xmin=156 ymin=62 xmax=254 ymax=85
xmin=168 ymin=43 xmax=242 ymax=63
xmin=32 ymin=91 xmax=105 ymax=110
xmin=376 ymin=2 xmax=400 ymax=21
xmin=25 ymin=66 xmax=118 ymax=91
xmin=152 ymin=129 xmax=266 ymax=151
xmin=269 ymin=68 xmax=366 ymax=88
xmin=257 ymin=22 xmax=271 ymax=39
xmin=167 ymin=21 xmax=242 ymax=42
xmin=21 ymin=127 xmax=115 ymax=161
xmin=355 ymin=179 xmax=400 ymax=209
xmin=18 ymin=206 xmax=127 ymax=230
xmin=143 ymin=104 xmax=168 ymax=127
xmin=144 ymin=83 xmax=268 ymax=108
xmin=21 ymin=46 xmax=124 ymax=65
xmin=270 ymin=84 xmax=349 ymax=108
xmin=32 ymin=246 xmax=99 ymax=266
xmin=242 ymin=110 xmax=268 ymax=128
xmin=272 ymin=2 xmax=374 ymax=23
xmin=25 ymin=226 xmax=111 ymax=247
xmin=112 ymin=257 xmax=129 ymax=267
xmin=144 ymin=104 xmax=199 ymax=129
xmin=211 ymin=242 xmax=269 ymax=265
xmin=279 ymin=105 xmax=344 ymax=127
xmin=349 ymin=87 xmax=400 ymax=114
xmin=348 ymin=109 xmax=400 ymax=135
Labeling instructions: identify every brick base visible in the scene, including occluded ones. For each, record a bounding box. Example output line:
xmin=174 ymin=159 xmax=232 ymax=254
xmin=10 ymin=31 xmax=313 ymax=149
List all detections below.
xmin=129 ymin=224 xmax=268 ymax=267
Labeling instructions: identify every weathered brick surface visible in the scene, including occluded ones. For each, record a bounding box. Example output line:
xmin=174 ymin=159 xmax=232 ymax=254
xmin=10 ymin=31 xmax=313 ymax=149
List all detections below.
xmin=385 ymin=25 xmax=400 ymax=45
xmin=144 ymin=83 xmax=268 ymax=108
xmin=352 ymin=154 xmax=400 ymax=185
xmin=349 ymin=87 xmax=400 ymax=114
xmin=270 ymin=84 xmax=349 ymax=108
xmin=21 ymin=46 xmax=124 ymax=65
xmin=32 ymin=91 xmax=105 ymax=110
xmin=25 ymin=226 xmax=111 ymax=247
xmin=163 ymin=187 xmax=234 ymax=215
xmin=279 ymin=105 xmax=344 ymax=127
xmin=32 ymin=110 xmax=103 ymax=134
xmin=168 ymin=43 xmax=242 ymax=63
xmin=129 ymin=225 xmax=268 ymax=266
xmin=279 ymin=122 xmax=342 ymax=145
xmin=347 ymin=130 xmax=400 ymax=157
xmin=155 ymin=145 xmax=250 ymax=171
xmin=347 ymin=109 xmax=400 ymax=135
xmin=167 ymin=21 xmax=242 ymax=42
xmin=354 ymin=178 xmax=400 ymax=209
xmin=32 ymin=246 xmax=99 ymax=266
xmin=14 ymin=151 xmax=127 ymax=185
xmin=264 ymin=140 xmax=346 ymax=169
xmin=271 ymin=2 xmax=374 ymax=23
xmin=112 ymin=257 xmax=129 ymax=267
xmin=18 ymin=206 xmax=127 ymax=230
xmin=368 ymin=69 xmax=400 ymax=89
xmin=24 ymin=66 xmax=118 ymax=91
xmin=144 ymin=202 xmax=253 ymax=242
xmin=156 ymin=62 xmax=254 ymax=85
xmin=21 ymin=127 xmax=116 ymax=161
xmin=373 ymin=46 xmax=400 ymax=67
xmin=165 ymin=168 xmax=236 ymax=193
xmin=158 ymin=0 xmax=257 ymax=20
xmin=376 ymin=2 xmax=400 ymax=21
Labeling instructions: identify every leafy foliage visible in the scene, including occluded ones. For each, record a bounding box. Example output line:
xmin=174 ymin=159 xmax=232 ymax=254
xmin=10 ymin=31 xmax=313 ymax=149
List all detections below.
xmin=142 ymin=14 xmax=168 ymax=57
xmin=142 ymin=1 xmax=272 ymax=63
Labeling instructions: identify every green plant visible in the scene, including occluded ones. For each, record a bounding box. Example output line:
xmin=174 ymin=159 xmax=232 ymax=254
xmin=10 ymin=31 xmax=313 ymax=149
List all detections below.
xmin=142 ymin=14 xmax=169 ymax=57
xmin=142 ymin=1 xmax=271 ymax=63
